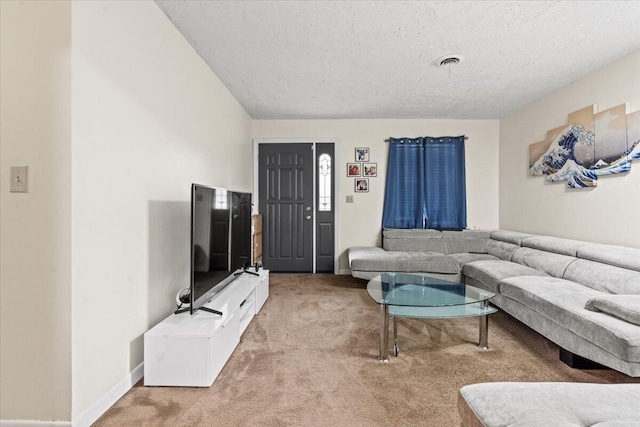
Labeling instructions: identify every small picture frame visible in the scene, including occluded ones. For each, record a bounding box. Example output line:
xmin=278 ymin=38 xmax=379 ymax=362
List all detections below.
xmin=347 ymin=163 xmax=361 ymax=177
xmin=355 ymin=178 xmax=369 ymax=193
xmin=355 ymin=147 xmax=370 ymax=162
xmin=363 ymin=163 xmax=377 ymax=177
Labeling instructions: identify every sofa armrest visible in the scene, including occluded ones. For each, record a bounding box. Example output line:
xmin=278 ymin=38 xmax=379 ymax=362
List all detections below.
xmin=346 ymin=246 xmax=385 ymax=268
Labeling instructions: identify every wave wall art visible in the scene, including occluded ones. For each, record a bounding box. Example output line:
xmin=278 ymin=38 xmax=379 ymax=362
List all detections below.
xmin=529 ymin=104 xmax=640 ymax=188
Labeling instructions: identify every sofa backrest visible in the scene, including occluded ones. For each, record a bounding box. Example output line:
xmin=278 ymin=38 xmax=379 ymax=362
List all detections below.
xmin=490 ymin=231 xmax=640 ymax=294
xmin=382 ymin=228 xmax=491 ymax=254
xmin=563 ymin=259 xmax=640 ymax=295
xmin=560 ymin=243 xmax=640 ymax=295
xmin=383 ymin=229 xmax=442 ymax=239
xmin=383 ymin=228 xmax=447 ymax=253
xmin=520 ymin=235 xmax=589 ymax=257
xmin=442 ymin=230 xmax=491 ymax=254
xmin=511 ymin=247 xmax=576 ymax=278
xmin=487 ymin=230 xmax=537 ymax=261
xmin=491 ymin=230 xmax=535 ymax=246
xmin=380 ymin=228 xmax=640 ymax=295
xmin=486 ymin=240 xmax=520 ymax=261
xmin=576 ymin=244 xmax=640 ymax=273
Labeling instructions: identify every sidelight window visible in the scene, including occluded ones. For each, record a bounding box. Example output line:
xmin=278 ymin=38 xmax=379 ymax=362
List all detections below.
xmin=318 ymin=154 xmax=332 ymax=211
xmin=214 ymin=189 xmax=228 ymax=210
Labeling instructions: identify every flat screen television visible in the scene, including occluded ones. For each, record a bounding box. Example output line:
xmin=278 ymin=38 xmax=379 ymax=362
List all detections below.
xmin=189 ymin=184 xmax=252 ymax=315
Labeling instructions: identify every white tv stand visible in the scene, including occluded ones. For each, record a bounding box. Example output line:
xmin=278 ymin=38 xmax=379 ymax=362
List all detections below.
xmin=144 ymin=268 xmax=269 ymax=387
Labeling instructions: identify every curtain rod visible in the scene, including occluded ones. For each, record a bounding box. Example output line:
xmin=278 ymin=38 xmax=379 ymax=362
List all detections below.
xmin=384 ymin=136 xmax=468 ymax=142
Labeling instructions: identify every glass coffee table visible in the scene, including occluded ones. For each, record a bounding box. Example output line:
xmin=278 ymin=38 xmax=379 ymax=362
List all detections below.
xmin=367 ymin=273 xmax=497 ymax=361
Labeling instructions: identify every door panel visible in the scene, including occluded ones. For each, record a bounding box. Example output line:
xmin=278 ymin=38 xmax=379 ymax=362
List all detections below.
xmin=278 ymin=204 xmax=292 ymax=257
xmin=318 ymin=223 xmax=333 ymax=254
xmin=259 ymin=143 xmax=314 ymax=272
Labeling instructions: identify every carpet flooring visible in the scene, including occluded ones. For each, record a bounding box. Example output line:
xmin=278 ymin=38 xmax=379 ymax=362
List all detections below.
xmin=95 ymin=274 xmax=639 ymax=427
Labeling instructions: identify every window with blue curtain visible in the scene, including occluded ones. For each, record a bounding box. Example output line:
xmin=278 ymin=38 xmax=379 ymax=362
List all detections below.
xmin=382 ymin=136 xmax=467 ymax=230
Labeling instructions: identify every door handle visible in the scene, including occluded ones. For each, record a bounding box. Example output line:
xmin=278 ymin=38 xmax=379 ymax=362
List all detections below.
xmin=306 ymin=215 xmax=312 ymax=220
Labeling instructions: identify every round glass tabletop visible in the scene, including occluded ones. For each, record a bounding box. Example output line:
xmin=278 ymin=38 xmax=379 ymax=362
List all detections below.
xmin=366 ymin=272 xmax=495 ymax=307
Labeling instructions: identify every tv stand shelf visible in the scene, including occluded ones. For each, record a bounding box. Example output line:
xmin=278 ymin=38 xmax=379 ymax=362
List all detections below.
xmin=144 ymin=269 xmax=269 ymax=387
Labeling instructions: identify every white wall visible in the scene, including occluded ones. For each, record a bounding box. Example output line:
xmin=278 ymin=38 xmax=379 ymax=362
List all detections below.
xmin=252 ymin=119 xmax=500 ymax=271
xmin=499 ymin=50 xmax=640 ymax=248
xmin=0 ymin=0 xmax=72 ymax=422
xmin=71 ymin=0 xmax=251 ymax=420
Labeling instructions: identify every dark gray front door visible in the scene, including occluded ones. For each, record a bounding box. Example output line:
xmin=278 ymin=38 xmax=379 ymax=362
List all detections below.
xmin=259 ymin=143 xmax=314 ymax=272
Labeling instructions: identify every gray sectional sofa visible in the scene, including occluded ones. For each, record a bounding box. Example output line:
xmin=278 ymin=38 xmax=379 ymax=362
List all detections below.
xmin=348 ymin=229 xmax=496 ymax=282
xmin=347 ymin=229 xmax=640 ymax=377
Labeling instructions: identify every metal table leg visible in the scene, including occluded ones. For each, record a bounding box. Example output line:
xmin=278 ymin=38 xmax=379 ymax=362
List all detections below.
xmin=478 ymin=300 xmax=489 ymax=350
xmin=393 ymin=316 xmax=399 ymax=357
xmin=378 ymin=304 xmax=389 ymax=361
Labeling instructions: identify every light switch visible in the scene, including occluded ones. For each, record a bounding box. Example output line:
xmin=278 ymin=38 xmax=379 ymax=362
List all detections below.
xmin=346 ymin=195 xmax=354 ymax=203
xmin=10 ymin=166 xmax=28 ymax=193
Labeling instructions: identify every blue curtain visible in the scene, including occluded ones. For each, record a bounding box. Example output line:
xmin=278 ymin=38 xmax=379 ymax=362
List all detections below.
xmin=382 ymin=136 xmax=467 ymax=230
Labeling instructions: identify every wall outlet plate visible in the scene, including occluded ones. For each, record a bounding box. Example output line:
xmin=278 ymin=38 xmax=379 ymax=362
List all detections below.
xmin=346 ymin=195 xmax=354 ymax=203
xmin=10 ymin=166 xmax=28 ymax=193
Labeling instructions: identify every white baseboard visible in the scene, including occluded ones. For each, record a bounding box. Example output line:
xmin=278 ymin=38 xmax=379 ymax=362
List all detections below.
xmin=338 ymin=269 xmax=352 ymax=275
xmin=0 ymin=422 xmax=71 ymax=427
xmin=72 ymin=362 xmax=144 ymax=427
xmin=1 ymin=364 xmax=143 ymax=427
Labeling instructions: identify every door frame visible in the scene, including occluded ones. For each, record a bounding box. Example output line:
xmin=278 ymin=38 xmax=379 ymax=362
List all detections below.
xmin=253 ymin=138 xmax=340 ymax=274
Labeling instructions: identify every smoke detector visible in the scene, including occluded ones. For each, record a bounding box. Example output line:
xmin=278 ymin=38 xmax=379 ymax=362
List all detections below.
xmin=435 ymin=54 xmax=463 ymax=67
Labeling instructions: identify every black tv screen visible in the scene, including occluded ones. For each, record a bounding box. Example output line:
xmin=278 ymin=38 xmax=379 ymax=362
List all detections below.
xmin=190 ymin=184 xmax=252 ymax=314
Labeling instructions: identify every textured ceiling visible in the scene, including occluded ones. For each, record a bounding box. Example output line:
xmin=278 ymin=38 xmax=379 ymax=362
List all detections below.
xmin=155 ymin=1 xmax=640 ymax=120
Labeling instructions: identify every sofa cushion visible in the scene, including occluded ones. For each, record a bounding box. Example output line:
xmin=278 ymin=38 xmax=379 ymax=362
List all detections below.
xmin=449 ymin=252 xmax=499 ymax=267
xmin=491 ymin=230 xmax=536 ymax=245
xmin=458 ymin=382 xmax=640 ymax=427
xmin=585 ymin=295 xmax=640 ymax=326
xmin=462 ymin=260 xmax=547 ymax=293
xmin=349 ymin=251 xmax=460 ymax=274
xmin=500 ymin=276 xmax=640 ymax=362
xmin=563 ymin=259 xmax=640 ymax=295
xmin=577 ymin=244 xmax=640 ymax=273
xmin=521 ymin=235 xmax=590 ymax=257
xmin=511 ymin=247 xmax=577 ymax=278
xmin=486 ymin=239 xmax=521 ymax=261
